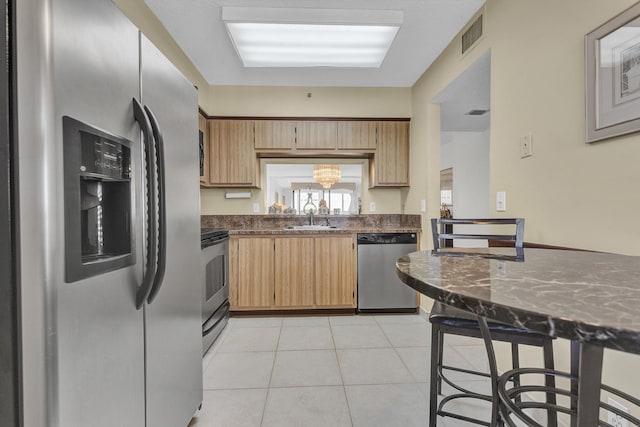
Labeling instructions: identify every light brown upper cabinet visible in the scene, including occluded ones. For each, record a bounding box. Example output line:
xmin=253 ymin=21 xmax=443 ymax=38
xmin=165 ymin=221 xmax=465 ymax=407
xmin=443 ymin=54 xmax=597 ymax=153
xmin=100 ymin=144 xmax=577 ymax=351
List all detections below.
xmin=254 ymin=120 xmax=296 ymax=151
xmin=198 ymin=111 xmax=210 ymax=186
xmin=370 ymin=121 xmax=410 ymax=187
xmin=208 ymin=119 xmax=258 ymax=187
xmin=337 ymin=121 xmax=377 ymax=151
xmin=296 ymin=121 xmax=337 ymax=150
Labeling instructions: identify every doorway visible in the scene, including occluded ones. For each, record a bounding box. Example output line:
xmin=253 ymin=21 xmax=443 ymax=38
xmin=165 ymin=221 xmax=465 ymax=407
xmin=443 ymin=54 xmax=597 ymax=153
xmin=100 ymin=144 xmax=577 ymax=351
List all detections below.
xmin=433 ymin=51 xmax=491 ymax=246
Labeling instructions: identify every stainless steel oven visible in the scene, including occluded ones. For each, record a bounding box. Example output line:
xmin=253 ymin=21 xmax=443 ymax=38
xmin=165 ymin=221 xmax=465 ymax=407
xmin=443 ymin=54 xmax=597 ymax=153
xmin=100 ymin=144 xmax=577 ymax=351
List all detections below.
xmin=201 ymin=227 xmax=230 ymax=355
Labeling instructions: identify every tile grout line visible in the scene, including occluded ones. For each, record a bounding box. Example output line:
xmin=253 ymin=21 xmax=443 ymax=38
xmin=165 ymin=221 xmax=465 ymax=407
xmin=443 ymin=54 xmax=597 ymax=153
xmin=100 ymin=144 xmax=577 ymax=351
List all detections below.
xmin=374 ymin=317 xmax=424 ymax=385
xmin=329 ymin=317 xmax=355 ymax=427
xmin=259 ymin=318 xmax=283 ymax=427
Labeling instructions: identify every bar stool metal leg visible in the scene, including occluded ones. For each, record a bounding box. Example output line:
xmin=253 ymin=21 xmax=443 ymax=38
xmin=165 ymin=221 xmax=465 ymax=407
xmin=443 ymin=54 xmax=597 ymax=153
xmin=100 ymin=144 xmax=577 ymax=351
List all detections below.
xmin=576 ymin=342 xmax=603 ymax=426
xmin=542 ymin=340 xmax=557 ymax=427
xmin=477 ymin=316 xmax=501 ymax=427
xmin=429 ymin=323 xmax=441 ymax=426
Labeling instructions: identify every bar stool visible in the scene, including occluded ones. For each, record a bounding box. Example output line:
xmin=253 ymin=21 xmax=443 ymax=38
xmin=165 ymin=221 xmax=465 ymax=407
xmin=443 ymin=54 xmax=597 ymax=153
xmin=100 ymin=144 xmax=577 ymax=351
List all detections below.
xmin=429 ymin=218 xmax=557 ymax=427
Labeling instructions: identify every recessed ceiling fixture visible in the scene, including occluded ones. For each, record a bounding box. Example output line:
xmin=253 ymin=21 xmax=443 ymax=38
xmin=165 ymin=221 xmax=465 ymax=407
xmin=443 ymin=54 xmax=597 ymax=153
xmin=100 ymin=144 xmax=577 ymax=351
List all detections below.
xmin=222 ymin=7 xmax=403 ymax=68
xmin=465 ymin=109 xmax=490 ymax=116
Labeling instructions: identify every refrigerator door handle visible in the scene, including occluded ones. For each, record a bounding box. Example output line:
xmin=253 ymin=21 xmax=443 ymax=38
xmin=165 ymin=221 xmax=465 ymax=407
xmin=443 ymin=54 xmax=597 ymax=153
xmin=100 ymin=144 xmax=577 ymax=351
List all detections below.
xmin=143 ymin=105 xmax=167 ymax=305
xmin=133 ymin=98 xmax=158 ymax=309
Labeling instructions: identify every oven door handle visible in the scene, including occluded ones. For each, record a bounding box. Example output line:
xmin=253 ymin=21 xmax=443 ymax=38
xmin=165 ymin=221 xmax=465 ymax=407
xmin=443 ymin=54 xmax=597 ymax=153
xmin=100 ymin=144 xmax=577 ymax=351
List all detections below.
xmin=201 ymin=235 xmax=230 ymax=249
xmin=203 ymin=300 xmax=230 ymax=336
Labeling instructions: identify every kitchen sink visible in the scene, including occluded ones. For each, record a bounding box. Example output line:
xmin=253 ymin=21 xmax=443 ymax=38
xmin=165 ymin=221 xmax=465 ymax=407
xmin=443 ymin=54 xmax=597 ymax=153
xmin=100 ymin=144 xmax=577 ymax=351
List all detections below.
xmin=283 ymin=225 xmax=339 ymax=231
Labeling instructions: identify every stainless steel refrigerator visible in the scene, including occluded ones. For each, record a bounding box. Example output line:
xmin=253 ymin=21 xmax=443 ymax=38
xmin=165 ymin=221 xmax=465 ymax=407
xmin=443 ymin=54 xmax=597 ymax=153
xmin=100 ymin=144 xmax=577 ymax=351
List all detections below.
xmin=10 ymin=0 xmax=204 ymax=426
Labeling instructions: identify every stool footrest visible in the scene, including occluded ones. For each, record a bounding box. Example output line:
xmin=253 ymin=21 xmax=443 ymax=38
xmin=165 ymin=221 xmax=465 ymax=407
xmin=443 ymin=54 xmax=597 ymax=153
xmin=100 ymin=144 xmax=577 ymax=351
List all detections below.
xmin=499 ymin=367 xmax=640 ymax=427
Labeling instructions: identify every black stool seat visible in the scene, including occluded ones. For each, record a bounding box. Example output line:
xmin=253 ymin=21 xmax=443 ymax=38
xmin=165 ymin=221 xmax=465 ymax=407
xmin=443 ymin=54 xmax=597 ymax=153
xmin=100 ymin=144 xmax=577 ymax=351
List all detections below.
xmin=430 ymin=302 xmax=552 ymax=340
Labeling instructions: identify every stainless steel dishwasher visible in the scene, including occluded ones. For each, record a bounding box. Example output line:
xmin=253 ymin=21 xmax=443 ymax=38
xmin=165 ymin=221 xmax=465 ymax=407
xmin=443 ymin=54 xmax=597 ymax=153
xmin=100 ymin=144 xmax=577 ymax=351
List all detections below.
xmin=357 ymin=233 xmax=418 ymax=313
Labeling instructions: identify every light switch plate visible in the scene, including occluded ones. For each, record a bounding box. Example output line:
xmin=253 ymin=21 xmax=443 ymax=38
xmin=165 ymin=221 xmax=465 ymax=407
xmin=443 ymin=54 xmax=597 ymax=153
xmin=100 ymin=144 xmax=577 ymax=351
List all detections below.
xmin=369 ymin=202 xmax=376 ymax=212
xmin=252 ymin=203 xmax=260 ymax=213
xmin=496 ymin=191 xmax=506 ymax=212
xmin=420 ymin=200 xmax=426 ymax=212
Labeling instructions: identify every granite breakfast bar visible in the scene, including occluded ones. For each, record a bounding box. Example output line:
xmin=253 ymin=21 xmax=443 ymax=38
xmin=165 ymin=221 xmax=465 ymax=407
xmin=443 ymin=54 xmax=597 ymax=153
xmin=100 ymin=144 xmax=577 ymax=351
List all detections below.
xmin=396 ymin=248 xmax=640 ymax=426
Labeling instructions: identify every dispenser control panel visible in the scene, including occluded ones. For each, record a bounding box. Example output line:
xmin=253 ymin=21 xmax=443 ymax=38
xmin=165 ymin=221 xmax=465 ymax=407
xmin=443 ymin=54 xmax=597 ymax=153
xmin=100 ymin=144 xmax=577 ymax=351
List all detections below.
xmin=80 ymin=131 xmax=130 ymax=179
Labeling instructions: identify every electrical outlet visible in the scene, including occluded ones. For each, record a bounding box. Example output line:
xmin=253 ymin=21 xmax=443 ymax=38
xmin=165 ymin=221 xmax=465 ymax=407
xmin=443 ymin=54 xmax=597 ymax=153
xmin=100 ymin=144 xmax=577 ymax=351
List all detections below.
xmin=252 ymin=203 xmax=260 ymax=213
xmin=608 ymin=398 xmax=629 ymax=427
xmin=369 ymin=202 xmax=376 ymax=212
xmin=520 ymin=133 xmax=533 ymax=158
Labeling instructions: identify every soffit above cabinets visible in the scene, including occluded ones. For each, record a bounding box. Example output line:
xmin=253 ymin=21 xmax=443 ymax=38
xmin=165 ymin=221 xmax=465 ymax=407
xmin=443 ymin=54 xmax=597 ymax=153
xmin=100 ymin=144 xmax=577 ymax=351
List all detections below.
xmin=143 ymin=0 xmax=485 ymax=87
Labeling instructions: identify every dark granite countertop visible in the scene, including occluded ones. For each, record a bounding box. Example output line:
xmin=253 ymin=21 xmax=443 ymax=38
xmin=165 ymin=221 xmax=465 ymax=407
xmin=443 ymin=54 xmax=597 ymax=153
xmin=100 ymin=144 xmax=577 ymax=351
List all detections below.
xmin=202 ymin=214 xmax=422 ymax=235
xmin=396 ymin=248 xmax=640 ymax=354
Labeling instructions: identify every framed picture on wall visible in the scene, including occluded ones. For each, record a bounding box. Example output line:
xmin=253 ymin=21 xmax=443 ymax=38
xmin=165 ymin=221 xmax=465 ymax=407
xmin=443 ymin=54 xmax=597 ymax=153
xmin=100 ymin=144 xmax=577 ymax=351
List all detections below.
xmin=586 ymin=2 xmax=640 ymax=143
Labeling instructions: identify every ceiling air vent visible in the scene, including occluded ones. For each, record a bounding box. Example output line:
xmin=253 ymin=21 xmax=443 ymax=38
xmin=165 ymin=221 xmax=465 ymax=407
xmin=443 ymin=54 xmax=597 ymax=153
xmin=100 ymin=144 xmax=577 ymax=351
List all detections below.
xmin=466 ymin=109 xmax=489 ymax=116
xmin=461 ymin=14 xmax=483 ymax=55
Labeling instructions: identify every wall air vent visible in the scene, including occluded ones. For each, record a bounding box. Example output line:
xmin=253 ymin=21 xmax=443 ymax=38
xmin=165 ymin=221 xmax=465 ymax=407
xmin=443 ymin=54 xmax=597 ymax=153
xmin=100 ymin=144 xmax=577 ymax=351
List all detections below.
xmin=461 ymin=14 xmax=483 ymax=55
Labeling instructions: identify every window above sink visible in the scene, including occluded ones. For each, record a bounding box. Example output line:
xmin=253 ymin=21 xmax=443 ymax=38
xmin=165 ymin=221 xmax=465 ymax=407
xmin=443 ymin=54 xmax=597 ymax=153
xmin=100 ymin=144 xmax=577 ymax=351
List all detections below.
xmin=264 ymin=160 xmax=363 ymax=215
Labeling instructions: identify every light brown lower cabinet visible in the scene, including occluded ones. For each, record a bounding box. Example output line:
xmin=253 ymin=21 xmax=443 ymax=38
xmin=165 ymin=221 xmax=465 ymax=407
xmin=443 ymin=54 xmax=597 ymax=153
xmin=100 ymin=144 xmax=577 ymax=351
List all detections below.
xmin=274 ymin=237 xmax=315 ymax=307
xmin=229 ymin=235 xmax=356 ymax=310
xmin=314 ymin=237 xmax=356 ymax=307
xmin=236 ymin=237 xmax=274 ymax=308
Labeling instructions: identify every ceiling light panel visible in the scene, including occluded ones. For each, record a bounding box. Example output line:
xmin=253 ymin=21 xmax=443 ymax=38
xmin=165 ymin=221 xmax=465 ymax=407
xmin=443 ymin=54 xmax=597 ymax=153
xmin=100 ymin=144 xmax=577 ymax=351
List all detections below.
xmin=227 ymin=23 xmax=398 ymax=67
xmin=222 ymin=7 xmax=403 ymax=68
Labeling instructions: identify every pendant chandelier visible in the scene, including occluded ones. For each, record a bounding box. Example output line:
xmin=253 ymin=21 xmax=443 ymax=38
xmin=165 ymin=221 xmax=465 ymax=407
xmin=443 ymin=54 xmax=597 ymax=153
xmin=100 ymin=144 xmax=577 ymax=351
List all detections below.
xmin=313 ymin=164 xmax=341 ymax=189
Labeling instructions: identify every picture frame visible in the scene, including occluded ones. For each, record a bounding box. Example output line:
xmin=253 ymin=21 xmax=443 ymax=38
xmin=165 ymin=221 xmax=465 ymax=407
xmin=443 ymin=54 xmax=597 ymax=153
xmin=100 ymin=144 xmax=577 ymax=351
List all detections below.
xmin=586 ymin=2 xmax=640 ymax=143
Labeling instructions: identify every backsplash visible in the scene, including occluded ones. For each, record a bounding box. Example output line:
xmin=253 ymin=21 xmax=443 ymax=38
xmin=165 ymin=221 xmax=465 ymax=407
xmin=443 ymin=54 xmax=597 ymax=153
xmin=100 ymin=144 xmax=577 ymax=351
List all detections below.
xmin=201 ymin=214 xmax=421 ymax=230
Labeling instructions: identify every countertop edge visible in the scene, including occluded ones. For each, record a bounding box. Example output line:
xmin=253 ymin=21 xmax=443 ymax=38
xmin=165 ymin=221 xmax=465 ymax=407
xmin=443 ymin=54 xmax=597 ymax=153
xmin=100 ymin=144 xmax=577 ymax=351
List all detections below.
xmin=229 ymin=228 xmax=421 ymax=236
xmin=395 ymin=250 xmax=640 ymax=355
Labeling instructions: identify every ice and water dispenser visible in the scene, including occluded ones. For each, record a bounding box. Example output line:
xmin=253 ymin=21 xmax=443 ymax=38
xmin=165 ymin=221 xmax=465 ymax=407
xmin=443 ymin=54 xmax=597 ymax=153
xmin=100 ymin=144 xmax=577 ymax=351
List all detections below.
xmin=63 ymin=116 xmax=135 ymax=282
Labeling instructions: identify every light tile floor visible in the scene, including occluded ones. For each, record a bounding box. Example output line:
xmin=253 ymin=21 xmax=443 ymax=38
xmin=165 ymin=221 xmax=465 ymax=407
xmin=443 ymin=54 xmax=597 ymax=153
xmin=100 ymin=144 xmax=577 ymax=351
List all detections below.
xmin=190 ymin=313 xmax=492 ymax=427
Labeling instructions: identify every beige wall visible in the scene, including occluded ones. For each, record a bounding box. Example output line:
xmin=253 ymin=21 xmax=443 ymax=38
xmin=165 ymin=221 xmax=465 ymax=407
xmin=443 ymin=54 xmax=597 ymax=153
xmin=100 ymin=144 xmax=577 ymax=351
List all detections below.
xmin=200 ymin=86 xmax=412 ymax=214
xmin=410 ymin=0 xmax=640 ymax=255
xmin=204 ymin=86 xmax=412 ymax=117
xmin=409 ymin=0 xmax=640 ymax=415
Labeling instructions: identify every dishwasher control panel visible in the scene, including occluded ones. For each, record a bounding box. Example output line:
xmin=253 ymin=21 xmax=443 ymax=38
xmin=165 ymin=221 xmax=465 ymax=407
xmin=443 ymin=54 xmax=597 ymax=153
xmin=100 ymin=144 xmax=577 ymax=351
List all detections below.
xmin=357 ymin=233 xmax=417 ymax=245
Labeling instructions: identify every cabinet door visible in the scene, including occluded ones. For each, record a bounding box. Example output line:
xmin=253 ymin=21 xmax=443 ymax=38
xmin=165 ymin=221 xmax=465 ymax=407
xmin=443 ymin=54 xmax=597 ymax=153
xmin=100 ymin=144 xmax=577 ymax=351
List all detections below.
xmin=315 ymin=236 xmax=356 ymax=307
xmin=337 ymin=121 xmax=377 ymax=150
xmin=371 ymin=121 xmax=410 ymax=187
xmin=209 ymin=120 xmax=256 ymax=186
xmin=296 ymin=121 xmax=337 ymax=150
xmin=236 ymin=238 xmax=274 ymax=307
xmin=274 ymin=238 xmax=315 ymax=307
xmin=198 ymin=112 xmax=210 ymax=185
xmin=254 ymin=120 xmax=296 ymax=151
